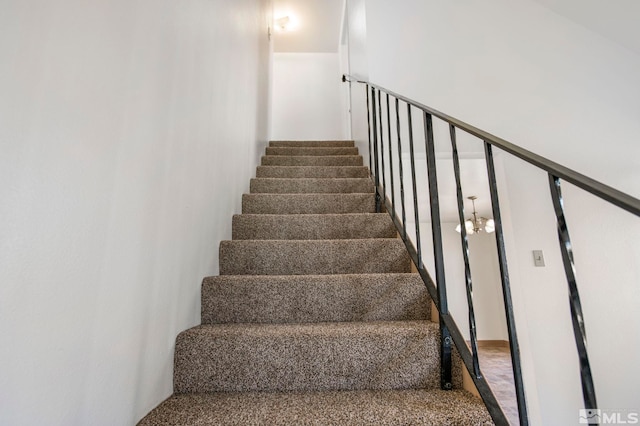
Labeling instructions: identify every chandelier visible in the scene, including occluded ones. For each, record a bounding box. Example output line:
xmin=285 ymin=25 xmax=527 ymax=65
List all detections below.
xmin=455 ymin=196 xmax=495 ymax=235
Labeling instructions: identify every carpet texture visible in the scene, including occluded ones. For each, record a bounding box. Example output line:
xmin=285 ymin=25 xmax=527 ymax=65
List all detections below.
xmin=270 ymin=140 xmax=355 ymax=147
xmin=137 ymin=140 xmax=493 ymax=425
xmin=138 ymin=390 xmax=492 ymax=426
xmin=231 ymin=213 xmax=396 ymax=240
xmin=261 ymin=155 xmax=364 ymax=166
xmin=266 ymin=146 xmax=360 ymax=156
xmin=201 ymin=273 xmax=430 ymax=324
xmin=250 ymin=177 xmax=374 ymax=194
xmin=174 ymin=320 xmax=441 ymax=393
xmin=242 ymin=193 xmax=376 ymax=214
xmin=256 ymin=166 xmax=369 ymax=178
xmin=219 ymin=239 xmax=412 ymax=275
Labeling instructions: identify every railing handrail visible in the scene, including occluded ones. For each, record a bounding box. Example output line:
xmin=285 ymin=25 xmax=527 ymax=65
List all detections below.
xmin=344 ymin=73 xmax=639 ymax=425
xmin=342 ymin=74 xmax=640 ymax=217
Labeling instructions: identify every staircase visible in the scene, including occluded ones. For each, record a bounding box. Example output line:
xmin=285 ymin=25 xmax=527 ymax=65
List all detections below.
xmin=138 ymin=140 xmax=493 ymax=425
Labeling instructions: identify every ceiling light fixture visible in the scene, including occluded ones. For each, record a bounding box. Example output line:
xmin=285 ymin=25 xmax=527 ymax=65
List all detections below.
xmin=455 ymin=196 xmax=495 ymax=235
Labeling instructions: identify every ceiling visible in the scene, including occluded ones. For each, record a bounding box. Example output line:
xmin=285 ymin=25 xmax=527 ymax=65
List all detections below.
xmin=273 ymin=0 xmax=344 ymax=53
xmin=530 ymin=0 xmax=640 ymax=55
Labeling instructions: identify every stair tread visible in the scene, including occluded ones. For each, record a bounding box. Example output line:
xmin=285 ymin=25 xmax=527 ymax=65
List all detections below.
xmin=219 ymin=239 xmax=412 ymax=275
xmin=174 ymin=320 xmax=443 ymax=393
xmin=270 ymin=140 xmax=355 ymax=147
xmin=242 ymin=193 xmax=376 ymax=214
xmin=249 ymin=177 xmax=374 ymax=194
xmin=266 ymin=147 xmax=359 ymax=156
xmin=261 ymin=155 xmax=363 ymax=166
xmin=232 ymin=213 xmax=396 ymax=240
xmin=138 ymin=389 xmax=492 ymax=425
xmin=201 ymin=273 xmax=429 ymax=324
xmin=251 ymin=177 xmax=372 ymax=181
xmin=183 ymin=319 xmax=436 ymax=336
xmin=256 ymin=166 xmax=370 ymax=178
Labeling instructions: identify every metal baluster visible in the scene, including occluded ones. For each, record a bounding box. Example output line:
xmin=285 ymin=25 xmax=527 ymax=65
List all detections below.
xmin=449 ymin=125 xmax=481 ymax=378
xmin=378 ymin=90 xmax=386 ymax=198
xmin=548 ymin=174 xmax=598 ymax=414
xmin=370 ymin=88 xmax=381 ymax=212
xmin=365 ymin=85 xmax=373 ymax=176
xmin=396 ymin=99 xmax=408 ymax=239
xmin=386 ymin=94 xmax=395 ymax=220
xmin=407 ymin=104 xmax=423 ymax=267
xmin=423 ymin=113 xmax=452 ymax=390
xmin=484 ymin=142 xmax=529 ymax=426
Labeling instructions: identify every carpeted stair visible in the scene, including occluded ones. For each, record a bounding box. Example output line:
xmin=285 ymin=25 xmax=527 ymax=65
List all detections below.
xmin=139 ymin=140 xmax=493 ymax=425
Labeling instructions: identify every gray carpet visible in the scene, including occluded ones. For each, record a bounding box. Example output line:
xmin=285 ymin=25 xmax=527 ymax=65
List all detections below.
xmin=201 ymin=273 xmax=429 ymax=324
xmin=261 ymin=154 xmax=364 ymax=166
xmin=270 ymin=140 xmax=355 ymax=147
xmin=266 ymin=146 xmax=360 ymax=156
xmin=250 ymin=177 xmax=374 ymax=193
xmin=231 ymin=213 xmax=396 ymax=240
xmin=242 ymin=193 xmax=376 ymax=214
xmin=256 ymin=165 xmax=369 ymax=178
xmin=138 ymin=140 xmax=493 ymax=425
xmin=138 ymin=390 xmax=492 ymax=425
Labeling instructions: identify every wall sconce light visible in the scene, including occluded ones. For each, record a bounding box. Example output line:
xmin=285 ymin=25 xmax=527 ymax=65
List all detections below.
xmin=274 ymin=14 xmax=298 ymax=32
xmin=275 ymin=16 xmax=291 ymax=31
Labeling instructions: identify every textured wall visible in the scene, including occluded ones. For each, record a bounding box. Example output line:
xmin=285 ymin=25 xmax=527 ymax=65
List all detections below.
xmin=0 ymin=0 xmax=272 ymax=424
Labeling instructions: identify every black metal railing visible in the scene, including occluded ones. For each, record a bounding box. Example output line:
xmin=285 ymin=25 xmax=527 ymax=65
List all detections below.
xmin=342 ymin=74 xmax=640 ymax=426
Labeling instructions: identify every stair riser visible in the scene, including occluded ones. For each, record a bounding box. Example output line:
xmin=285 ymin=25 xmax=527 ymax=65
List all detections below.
xmin=270 ymin=140 xmax=355 ymax=147
xmin=174 ymin=321 xmax=441 ymax=393
xmin=232 ymin=214 xmax=396 ymax=240
xmin=266 ymin=147 xmax=359 ymax=156
xmin=201 ymin=274 xmax=430 ymax=324
xmin=249 ymin=178 xmax=373 ymax=194
xmin=261 ymin=156 xmax=363 ymax=166
xmin=219 ymin=239 xmax=412 ymax=275
xmin=242 ymin=194 xmax=376 ymax=214
xmin=256 ymin=166 xmax=370 ymax=178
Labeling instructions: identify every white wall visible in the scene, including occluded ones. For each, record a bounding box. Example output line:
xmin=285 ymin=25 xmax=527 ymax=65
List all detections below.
xmin=271 ymin=52 xmax=348 ymax=140
xmin=344 ymin=0 xmax=369 ymax=159
xmin=0 ymin=1 xmax=272 ymax=425
xmin=347 ymin=0 xmax=640 ymax=424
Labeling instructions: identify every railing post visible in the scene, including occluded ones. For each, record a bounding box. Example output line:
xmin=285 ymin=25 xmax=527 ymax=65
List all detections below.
xmin=406 ymin=104 xmax=423 ymax=267
xmin=449 ymin=125 xmax=481 ymax=378
xmin=548 ymin=175 xmax=598 ymax=413
xmin=484 ymin=142 xmax=529 ymax=426
xmin=365 ymin=84 xmax=373 ymax=177
xmin=423 ymin=112 xmax=452 ymax=390
xmin=377 ymin=90 xmax=386 ymax=197
xmin=395 ymin=99 xmax=408 ymax=240
xmin=370 ymin=87 xmax=381 ymax=212
xmin=386 ymin=94 xmax=395 ymax=221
